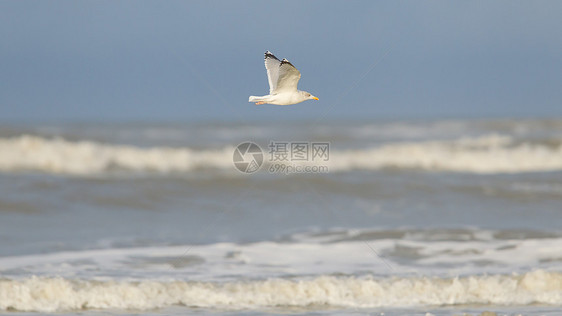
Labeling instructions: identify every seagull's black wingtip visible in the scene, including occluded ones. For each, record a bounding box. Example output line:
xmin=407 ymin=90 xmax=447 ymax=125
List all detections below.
xmin=265 ymin=51 xmax=280 ymax=61
xmin=280 ymin=58 xmax=295 ymax=68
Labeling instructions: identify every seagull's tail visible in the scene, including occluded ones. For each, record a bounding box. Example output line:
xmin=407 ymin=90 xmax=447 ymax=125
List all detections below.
xmin=249 ymin=96 xmax=267 ymax=104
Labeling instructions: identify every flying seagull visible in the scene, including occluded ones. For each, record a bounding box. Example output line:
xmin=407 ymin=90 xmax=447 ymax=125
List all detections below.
xmin=249 ymin=51 xmax=319 ymax=105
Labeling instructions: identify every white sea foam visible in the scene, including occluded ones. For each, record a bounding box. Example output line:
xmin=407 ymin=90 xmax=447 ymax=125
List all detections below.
xmin=3 ymin=235 xmax=562 ymax=284
xmin=0 ymin=135 xmax=235 ymax=175
xmin=1 ymin=134 xmax=561 ymax=175
xmin=2 ymin=232 xmax=562 ymax=312
xmin=1 ymin=270 xmax=562 ymax=312
xmin=328 ymin=134 xmax=562 ymax=174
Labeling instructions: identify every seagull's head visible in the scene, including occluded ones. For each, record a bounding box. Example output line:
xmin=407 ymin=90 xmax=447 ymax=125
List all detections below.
xmin=302 ymin=91 xmax=319 ymax=101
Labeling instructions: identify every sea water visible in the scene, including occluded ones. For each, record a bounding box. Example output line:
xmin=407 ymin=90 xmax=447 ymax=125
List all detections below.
xmin=1 ymin=119 xmax=562 ymax=315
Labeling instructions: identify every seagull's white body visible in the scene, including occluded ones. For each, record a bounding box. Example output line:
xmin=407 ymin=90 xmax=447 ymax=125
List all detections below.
xmin=249 ymin=51 xmax=318 ymax=105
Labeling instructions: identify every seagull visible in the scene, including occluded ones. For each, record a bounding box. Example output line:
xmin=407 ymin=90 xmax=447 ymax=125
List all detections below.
xmin=249 ymin=51 xmax=319 ymax=105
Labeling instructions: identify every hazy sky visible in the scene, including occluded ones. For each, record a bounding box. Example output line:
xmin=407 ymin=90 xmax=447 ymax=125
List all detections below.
xmin=1 ymin=1 xmax=561 ymax=122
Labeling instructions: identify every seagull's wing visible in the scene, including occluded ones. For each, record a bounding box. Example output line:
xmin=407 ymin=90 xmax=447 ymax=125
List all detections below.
xmin=275 ymin=59 xmax=301 ymax=93
xmin=264 ymin=51 xmax=281 ymax=94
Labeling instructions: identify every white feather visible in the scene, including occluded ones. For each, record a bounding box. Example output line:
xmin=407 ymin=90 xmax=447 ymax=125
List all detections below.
xmin=250 ymin=51 xmax=317 ymax=106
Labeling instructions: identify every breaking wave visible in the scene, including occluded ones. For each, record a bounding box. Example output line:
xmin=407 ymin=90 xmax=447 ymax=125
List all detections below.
xmin=1 ymin=134 xmax=562 ymax=175
xmin=0 ymin=135 xmax=235 ymax=175
xmin=1 ymin=270 xmax=562 ymax=312
xmin=329 ymin=134 xmax=562 ymax=174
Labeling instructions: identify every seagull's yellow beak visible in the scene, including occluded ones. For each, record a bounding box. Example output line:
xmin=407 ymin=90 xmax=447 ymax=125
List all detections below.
xmin=313 ymin=97 xmax=319 ymax=100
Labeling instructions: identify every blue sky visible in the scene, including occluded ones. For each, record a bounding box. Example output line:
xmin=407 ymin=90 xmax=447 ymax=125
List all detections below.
xmin=1 ymin=1 xmax=561 ymax=122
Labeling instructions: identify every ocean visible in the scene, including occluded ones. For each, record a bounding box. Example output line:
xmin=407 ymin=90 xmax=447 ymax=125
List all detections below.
xmin=1 ymin=118 xmax=562 ymax=315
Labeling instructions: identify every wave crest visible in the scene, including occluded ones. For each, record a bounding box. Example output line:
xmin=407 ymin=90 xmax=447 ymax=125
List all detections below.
xmin=2 ymin=270 xmax=562 ymax=312
xmin=329 ymin=134 xmax=562 ymax=173
xmin=1 ymin=135 xmax=562 ymax=175
xmin=0 ymin=135 xmax=234 ymax=175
